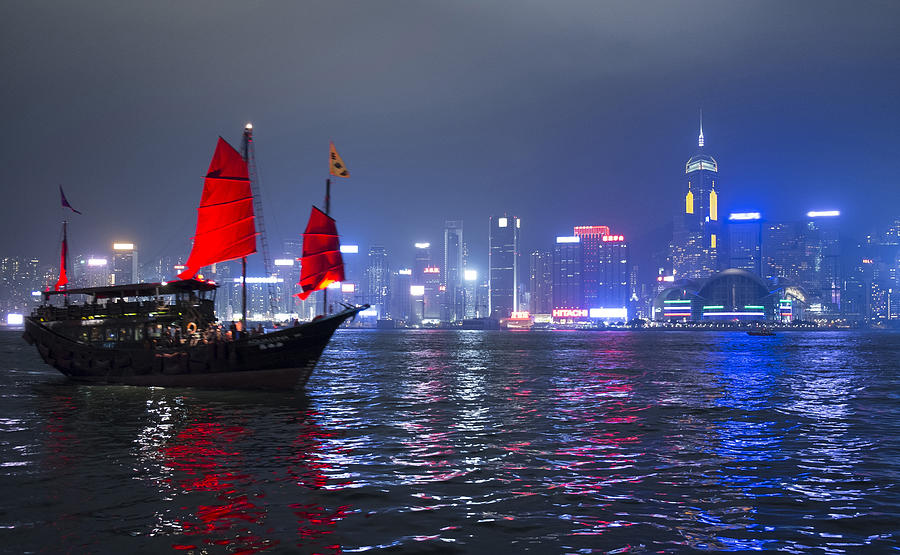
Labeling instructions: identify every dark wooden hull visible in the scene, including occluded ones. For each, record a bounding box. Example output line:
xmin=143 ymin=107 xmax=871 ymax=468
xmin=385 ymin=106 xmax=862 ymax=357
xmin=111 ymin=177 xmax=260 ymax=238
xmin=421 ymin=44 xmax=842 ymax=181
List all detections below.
xmin=22 ymin=307 xmax=363 ymax=390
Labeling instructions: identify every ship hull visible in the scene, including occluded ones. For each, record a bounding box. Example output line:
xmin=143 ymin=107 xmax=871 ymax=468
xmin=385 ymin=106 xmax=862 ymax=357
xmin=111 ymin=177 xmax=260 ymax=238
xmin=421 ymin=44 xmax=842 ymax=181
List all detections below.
xmin=23 ymin=307 xmax=363 ymax=390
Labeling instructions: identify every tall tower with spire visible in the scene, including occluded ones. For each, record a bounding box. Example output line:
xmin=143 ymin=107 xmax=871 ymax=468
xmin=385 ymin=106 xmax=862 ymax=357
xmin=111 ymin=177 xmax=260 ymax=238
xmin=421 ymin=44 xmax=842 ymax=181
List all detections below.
xmin=670 ymin=112 xmax=720 ymax=279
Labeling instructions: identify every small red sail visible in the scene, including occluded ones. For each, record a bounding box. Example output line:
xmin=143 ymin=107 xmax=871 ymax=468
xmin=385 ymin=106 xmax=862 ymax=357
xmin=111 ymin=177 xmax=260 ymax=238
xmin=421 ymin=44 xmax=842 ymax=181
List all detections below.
xmin=297 ymin=206 xmax=344 ymax=300
xmin=54 ymin=221 xmax=68 ymax=291
xmin=178 ymin=137 xmax=257 ymax=280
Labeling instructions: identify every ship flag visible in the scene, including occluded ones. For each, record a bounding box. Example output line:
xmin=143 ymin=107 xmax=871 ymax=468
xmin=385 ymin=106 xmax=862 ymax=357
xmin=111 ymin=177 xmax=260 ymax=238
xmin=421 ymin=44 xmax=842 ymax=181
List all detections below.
xmin=59 ymin=186 xmax=82 ymax=215
xmin=329 ymin=142 xmax=350 ymax=178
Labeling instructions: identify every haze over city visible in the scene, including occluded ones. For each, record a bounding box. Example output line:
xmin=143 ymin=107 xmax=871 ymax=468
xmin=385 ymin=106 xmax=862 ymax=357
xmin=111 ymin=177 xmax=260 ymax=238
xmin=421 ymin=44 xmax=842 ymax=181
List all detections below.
xmin=3 ymin=1 xmax=899 ymax=273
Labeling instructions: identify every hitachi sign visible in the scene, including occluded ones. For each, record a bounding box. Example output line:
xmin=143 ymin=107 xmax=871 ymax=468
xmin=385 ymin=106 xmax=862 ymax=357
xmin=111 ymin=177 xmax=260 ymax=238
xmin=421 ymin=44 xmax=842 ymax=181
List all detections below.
xmin=552 ymin=309 xmax=588 ymax=318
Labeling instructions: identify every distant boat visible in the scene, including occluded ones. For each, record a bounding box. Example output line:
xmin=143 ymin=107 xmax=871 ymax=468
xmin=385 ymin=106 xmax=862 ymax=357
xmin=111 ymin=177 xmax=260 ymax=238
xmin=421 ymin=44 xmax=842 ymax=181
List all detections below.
xmin=23 ymin=130 xmax=365 ymax=390
xmin=747 ymin=328 xmax=775 ymax=336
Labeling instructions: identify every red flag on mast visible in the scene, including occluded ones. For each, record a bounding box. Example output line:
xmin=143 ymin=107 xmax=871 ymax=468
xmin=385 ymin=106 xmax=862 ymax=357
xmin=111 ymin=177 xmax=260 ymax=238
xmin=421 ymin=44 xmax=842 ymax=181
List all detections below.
xmin=296 ymin=206 xmax=344 ymax=300
xmin=54 ymin=222 xmax=68 ymax=291
xmin=178 ymin=137 xmax=257 ymax=280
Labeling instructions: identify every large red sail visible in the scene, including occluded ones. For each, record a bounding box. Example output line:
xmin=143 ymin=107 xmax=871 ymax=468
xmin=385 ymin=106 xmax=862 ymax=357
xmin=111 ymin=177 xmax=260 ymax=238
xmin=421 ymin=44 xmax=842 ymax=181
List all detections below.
xmin=54 ymin=221 xmax=68 ymax=291
xmin=297 ymin=206 xmax=344 ymax=300
xmin=178 ymin=137 xmax=257 ymax=280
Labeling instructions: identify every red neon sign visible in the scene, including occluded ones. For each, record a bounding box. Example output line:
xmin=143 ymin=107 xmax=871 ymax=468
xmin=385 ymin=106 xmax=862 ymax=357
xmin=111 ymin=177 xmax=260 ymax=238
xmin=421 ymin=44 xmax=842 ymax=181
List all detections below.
xmin=423 ymin=267 xmax=440 ymax=274
xmin=601 ymin=235 xmax=625 ymax=242
xmin=573 ymin=225 xmax=610 ymax=237
xmin=510 ymin=311 xmax=531 ymax=319
xmin=552 ymin=309 xmax=588 ymax=318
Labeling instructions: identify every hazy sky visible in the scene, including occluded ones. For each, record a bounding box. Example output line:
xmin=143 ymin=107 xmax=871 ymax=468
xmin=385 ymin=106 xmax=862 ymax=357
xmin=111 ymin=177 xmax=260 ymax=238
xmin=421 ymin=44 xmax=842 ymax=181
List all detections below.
xmin=2 ymin=1 xmax=898 ymax=275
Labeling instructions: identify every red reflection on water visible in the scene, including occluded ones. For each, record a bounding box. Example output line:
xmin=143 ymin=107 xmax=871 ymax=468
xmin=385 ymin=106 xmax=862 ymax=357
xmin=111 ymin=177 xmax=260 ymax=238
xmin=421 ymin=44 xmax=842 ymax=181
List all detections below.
xmin=159 ymin=415 xmax=277 ymax=554
xmin=160 ymin=409 xmax=354 ymax=553
xmin=548 ymin=370 xmax=648 ymax=502
xmin=283 ymin=411 xmax=354 ymax=550
xmin=43 ymin=395 xmax=78 ymax=467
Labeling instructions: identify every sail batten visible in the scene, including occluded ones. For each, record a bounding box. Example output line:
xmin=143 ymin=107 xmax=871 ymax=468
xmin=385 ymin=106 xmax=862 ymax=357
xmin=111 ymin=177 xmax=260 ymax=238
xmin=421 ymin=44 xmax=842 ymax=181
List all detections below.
xmin=189 ymin=216 xmax=259 ymax=239
xmin=178 ymin=137 xmax=257 ymax=280
xmin=297 ymin=206 xmax=344 ymax=300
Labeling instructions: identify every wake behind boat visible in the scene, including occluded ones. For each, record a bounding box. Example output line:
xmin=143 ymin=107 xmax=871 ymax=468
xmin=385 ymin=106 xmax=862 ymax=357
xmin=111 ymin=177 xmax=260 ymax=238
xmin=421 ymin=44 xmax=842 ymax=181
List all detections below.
xmin=24 ymin=127 xmax=364 ymax=390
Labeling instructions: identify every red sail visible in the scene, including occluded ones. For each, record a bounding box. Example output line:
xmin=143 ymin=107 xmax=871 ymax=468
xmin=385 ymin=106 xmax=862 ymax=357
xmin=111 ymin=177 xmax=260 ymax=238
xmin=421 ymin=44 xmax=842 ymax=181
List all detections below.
xmin=178 ymin=137 xmax=257 ymax=280
xmin=297 ymin=206 xmax=344 ymax=300
xmin=54 ymin=221 xmax=68 ymax=291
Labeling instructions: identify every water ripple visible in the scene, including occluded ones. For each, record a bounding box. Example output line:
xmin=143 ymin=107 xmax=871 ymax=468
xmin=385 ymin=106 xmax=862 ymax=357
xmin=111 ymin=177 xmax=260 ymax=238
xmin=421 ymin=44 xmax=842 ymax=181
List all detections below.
xmin=1 ymin=330 xmax=899 ymax=552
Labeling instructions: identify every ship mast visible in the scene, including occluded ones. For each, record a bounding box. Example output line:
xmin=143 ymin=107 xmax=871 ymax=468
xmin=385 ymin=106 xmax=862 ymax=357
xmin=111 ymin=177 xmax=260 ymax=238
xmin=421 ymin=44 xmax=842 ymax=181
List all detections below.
xmin=240 ymin=123 xmax=278 ymax=325
xmin=322 ymin=177 xmax=331 ymax=314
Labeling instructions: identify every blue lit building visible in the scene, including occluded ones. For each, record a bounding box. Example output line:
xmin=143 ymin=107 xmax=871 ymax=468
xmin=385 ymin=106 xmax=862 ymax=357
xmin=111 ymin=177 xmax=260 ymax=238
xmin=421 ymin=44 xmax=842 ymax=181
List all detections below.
xmin=671 ymin=114 xmax=720 ymax=279
xmin=727 ymin=212 xmax=763 ymax=275
xmin=552 ymin=236 xmax=583 ymax=310
xmin=652 ymin=269 xmax=778 ymax=322
xmin=489 ymin=214 xmax=520 ymax=318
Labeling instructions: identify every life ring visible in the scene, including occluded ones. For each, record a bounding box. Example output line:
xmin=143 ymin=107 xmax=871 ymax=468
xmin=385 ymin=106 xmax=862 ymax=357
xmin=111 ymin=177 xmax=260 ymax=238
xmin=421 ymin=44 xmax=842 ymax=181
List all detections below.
xmin=186 ymin=322 xmax=198 ymax=334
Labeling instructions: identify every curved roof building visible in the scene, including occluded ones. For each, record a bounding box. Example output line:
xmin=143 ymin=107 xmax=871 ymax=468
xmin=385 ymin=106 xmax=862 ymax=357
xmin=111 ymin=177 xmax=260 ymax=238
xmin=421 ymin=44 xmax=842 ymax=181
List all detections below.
xmin=653 ymin=269 xmax=780 ymax=322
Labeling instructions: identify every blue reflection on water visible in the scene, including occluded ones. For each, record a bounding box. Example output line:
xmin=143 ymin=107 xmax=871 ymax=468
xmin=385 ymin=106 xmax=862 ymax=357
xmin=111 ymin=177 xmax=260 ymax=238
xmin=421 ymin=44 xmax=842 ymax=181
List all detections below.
xmin=2 ymin=329 xmax=899 ymax=553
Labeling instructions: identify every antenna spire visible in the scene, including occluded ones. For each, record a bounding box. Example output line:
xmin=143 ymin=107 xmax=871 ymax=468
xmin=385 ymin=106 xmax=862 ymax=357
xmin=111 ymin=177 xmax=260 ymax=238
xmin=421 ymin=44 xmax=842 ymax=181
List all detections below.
xmin=698 ymin=109 xmax=704 ymax=148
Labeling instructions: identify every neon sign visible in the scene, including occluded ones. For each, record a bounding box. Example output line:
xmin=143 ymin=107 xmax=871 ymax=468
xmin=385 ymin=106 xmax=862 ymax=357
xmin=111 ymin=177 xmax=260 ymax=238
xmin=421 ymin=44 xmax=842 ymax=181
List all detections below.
xmin=589 ymin=308 xmax=627 ymax=319
xmin=510 ymin=311 xmax=531 ymax=319
xmin=728 ymin=212 xmax=761 ymax=221
xmin=423 ymin=267 xmax=440 ymax=274
xmin=553 ymin=309 xmax=588 ymax=318
xmin=601 ymin=235 xmax=625 ymax=242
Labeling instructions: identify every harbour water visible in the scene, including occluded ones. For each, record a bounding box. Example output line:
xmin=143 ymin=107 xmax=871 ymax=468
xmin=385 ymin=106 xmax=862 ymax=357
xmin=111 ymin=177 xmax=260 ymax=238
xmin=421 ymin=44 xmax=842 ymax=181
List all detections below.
xmin=1 ymin=329 xmax=898 ymax=553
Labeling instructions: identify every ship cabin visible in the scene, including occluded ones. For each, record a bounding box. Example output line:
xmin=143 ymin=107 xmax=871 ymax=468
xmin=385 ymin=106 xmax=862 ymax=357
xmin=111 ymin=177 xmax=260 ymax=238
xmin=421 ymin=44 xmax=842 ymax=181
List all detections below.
xmin=32 ymin=279 xmax=218 ymax=348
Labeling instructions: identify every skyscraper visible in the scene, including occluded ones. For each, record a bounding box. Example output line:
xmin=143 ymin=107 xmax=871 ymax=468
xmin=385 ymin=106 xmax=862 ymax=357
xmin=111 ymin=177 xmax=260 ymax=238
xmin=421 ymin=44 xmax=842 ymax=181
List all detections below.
xmin=671 ymin=114 xmax=720 ymax=279
xmin=111 ymin=242 xmax=138 ymax=285
xmin=390 ymin=268 xmax=413 ymax=323
xmin=73 ymin=255 xmax=110 ymax=288
xmin=552 ymin=236 xmax=583 ymax=310
xmin=804 ymin=211 xmax=842 ymax=314
xmin=762 ymin=221 xmax=807 ymax=284
xmin=727 ymin=212 xmax=763 ymax=275
xmin=596 ymin=233 xmax=630 ymax=309
xmin=529 ymin=250 xmax=553 ymax=314
xmin=573 ymin=225 xmax=610 ymax=308
xmin=365 ymin=245 xmax=390 ymax=318
xmin=489 ymin=214 xmax=520 ymax=318
xmin=443 ymin=220 xmax=464 ymax=321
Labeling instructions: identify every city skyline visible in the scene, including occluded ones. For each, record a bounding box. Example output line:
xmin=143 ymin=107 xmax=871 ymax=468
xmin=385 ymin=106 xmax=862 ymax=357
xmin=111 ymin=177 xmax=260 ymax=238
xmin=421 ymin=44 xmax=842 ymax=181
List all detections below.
xmin=2 ymin=2 xmax=899 ymax=269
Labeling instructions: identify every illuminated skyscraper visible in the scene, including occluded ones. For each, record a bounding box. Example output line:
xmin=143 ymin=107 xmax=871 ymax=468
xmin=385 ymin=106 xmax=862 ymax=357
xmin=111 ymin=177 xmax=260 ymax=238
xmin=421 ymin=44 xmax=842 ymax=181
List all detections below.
xmin=365 ymin=245 xmax=390 ymax=318
xmin=443 ymin=220 xmax=464 ymax=321
xmin=412 ymin=242 xmax=440 ymax=321
xmin=573 ymin=225 xmax=610 ymax=308
xmin=529 ymin=250 xmax=553 ymax=314
xmin=111 ymin=242 xmax=138 ymax=285
xmin=489 ymin=214 xmax=520 ymax=318
xmin=73 ymin=254 xmax=110 ymax=288
xmin=671 ymin=114 xmax=720 ymax=279
xmin=552 ymin=236 xmax=583 ymax=310
xmin=727 ymin=213 xmax=763 ymax=275
xmin=596 ymin=234 xmax=630 ymax=308
xmin=804 ymin=211 xmax=842 ymax=314
xmin=762 ymin=221 xmax=806 ymax=284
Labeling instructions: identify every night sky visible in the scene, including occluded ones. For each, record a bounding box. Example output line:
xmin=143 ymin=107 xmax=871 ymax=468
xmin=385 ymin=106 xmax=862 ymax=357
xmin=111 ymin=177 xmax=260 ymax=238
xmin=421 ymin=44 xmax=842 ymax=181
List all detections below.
xmin=3 ymin=1 xmax=898 ymax=275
